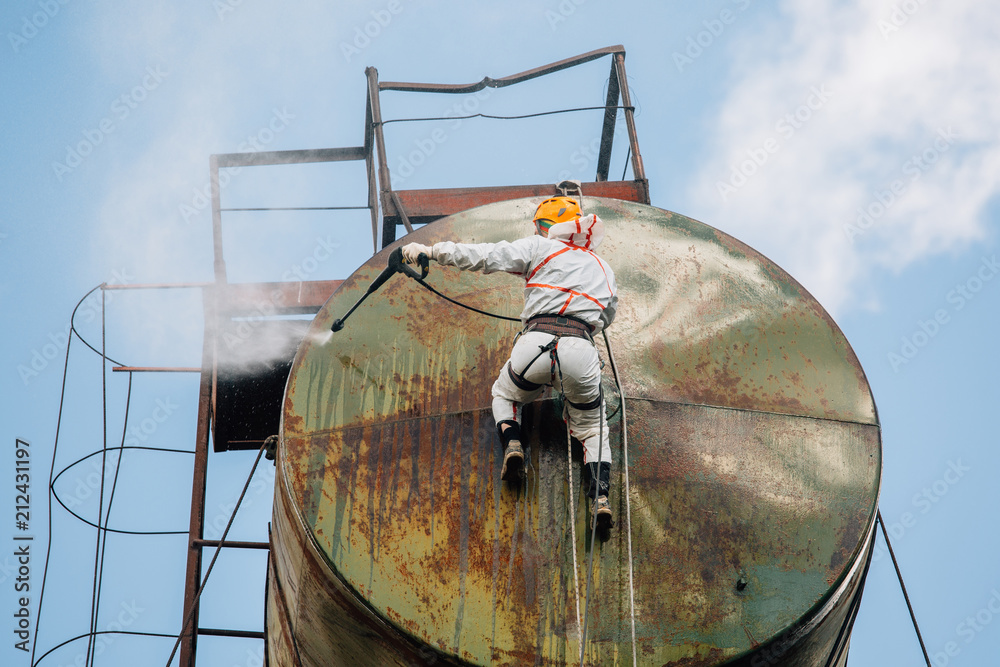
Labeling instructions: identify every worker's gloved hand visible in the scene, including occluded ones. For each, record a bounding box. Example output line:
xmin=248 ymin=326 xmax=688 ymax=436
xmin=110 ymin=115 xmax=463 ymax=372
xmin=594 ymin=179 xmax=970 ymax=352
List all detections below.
xmin=402 ymin=242 xmax=433 ymax=264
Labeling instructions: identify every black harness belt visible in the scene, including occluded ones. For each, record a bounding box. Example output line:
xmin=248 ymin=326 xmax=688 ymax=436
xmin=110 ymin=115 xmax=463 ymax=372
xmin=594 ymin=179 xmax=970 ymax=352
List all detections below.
xmin=506 ymin=315 xmax=602 ymax=406
xmin=524 ymin=314 xmax=595 ymax=342
xmin=507 ymin=363 xmax=543 ymax=391
xmin=567 ymin=393 xmax=602 ymax=411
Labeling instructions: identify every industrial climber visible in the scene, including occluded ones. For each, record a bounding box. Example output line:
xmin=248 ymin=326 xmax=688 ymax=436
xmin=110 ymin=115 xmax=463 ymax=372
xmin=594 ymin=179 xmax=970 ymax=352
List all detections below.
xmin=401 ymin=195 xmax=618 ymax=527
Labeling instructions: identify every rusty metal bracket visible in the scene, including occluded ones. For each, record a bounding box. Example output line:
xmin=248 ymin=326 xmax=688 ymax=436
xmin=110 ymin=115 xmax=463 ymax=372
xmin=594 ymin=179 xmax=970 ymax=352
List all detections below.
xmin=378 ymin=45 xmax=627 ymax=93
xmin=365 ymin=45 xmax=648 ymax=249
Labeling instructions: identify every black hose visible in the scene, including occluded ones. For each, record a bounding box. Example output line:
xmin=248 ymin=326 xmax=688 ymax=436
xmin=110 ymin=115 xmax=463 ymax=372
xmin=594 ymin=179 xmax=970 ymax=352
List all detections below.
xmin=411 ymin=277 xmax=521 ymax=322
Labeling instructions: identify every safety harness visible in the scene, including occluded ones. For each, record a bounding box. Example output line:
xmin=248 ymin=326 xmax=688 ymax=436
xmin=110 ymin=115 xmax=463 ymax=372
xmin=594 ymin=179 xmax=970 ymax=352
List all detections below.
xmin=504 ymin=314 xmax=602 ymax=408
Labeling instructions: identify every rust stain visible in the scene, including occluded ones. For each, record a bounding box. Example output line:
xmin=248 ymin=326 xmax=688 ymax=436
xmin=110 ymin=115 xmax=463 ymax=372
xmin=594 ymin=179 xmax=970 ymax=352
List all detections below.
xmin=270 ymin=198 xmax=881 ymax=666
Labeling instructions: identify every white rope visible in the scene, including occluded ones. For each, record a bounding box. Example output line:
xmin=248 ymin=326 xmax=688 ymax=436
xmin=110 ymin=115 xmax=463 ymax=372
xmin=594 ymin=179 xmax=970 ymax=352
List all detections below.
xmin=555 ymin=347 xmax=583 ymax=648
xmin=566 ymin=407 xmax=583 ymax=647
xmin=578 ymin=378 xmax=605 ymax=667
xmin=602 ymin=330 xmax=637 ymax=666
xmin=552 ymin=328 xmax=636 ymax=666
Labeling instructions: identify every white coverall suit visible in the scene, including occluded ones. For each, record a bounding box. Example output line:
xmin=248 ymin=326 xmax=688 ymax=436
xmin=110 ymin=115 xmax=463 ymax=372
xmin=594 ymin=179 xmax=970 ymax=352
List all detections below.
xmin=430 ymin=213 xmax=617 ymax=466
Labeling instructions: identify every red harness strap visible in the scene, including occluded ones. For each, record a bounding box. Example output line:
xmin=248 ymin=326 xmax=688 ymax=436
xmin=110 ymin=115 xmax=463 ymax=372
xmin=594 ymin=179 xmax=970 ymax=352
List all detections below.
xmin=524 ymin=242 xmax=613 ymax=307
xmin=525 ymin=282 xmax=606 ymax=312
xmin=526 ymin=246 xmax=572 ymax=282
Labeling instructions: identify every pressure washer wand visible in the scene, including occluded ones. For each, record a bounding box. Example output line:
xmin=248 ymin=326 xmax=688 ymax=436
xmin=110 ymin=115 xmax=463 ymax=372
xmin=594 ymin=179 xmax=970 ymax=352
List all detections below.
xmin=330 ymin=247 xmax=428 ymax=332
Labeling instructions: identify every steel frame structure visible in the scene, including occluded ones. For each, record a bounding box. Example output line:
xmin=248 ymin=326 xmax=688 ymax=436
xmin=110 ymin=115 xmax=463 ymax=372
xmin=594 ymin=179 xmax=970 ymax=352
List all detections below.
xmin=177 ymin=44 xmax=647 ymax=666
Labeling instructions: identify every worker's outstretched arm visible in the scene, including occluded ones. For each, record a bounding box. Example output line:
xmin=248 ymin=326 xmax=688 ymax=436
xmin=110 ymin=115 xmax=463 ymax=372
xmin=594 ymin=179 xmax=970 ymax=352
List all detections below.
xmin=404 ymin=238 xmax=537 ymax=276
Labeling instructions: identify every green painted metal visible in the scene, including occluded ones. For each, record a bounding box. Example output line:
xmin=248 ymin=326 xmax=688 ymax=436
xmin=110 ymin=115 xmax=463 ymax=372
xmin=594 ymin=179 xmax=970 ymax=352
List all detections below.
xmin=270 ymin=198 xmax=881 ymax=666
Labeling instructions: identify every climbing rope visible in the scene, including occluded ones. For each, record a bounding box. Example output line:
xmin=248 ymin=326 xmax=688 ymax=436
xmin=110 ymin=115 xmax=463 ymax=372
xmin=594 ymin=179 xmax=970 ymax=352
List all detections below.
xmin=577 ymin=330 xmax=639 ymax=667
xmin=553 ymin=347 xmax=584 ymax=648
xmin=603 ymin=330 xmax=638 ymax=667
xmin=566 ymin=430 xmax=584 ymax=646
xmin=577 ymin=373 xmax=606 ymax=667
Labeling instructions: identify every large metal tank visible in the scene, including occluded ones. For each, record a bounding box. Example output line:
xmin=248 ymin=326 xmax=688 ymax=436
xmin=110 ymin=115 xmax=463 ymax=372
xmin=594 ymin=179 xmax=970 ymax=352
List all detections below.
xmin=266 ymin=197 xmax=881 ymax=666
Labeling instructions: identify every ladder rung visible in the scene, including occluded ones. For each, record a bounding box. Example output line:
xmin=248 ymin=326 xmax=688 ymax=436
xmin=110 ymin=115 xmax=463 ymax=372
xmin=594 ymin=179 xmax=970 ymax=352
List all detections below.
xmin=192 ymin=539 xmax=269 ymax=550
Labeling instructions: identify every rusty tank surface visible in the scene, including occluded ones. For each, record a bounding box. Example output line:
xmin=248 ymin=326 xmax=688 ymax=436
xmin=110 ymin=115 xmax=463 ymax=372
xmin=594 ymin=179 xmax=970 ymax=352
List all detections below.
xmin=266 ymin=197 xmax=881 ymax=666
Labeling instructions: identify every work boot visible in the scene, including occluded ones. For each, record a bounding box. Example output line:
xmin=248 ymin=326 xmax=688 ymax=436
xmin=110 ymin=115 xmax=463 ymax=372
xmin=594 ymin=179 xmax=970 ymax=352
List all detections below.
xmin=500 ymin=440 xmax=524 ymax=482
xmin=593 ymin=495 xmax=613 ymax=528
xmin=585 ymin=461 xmax=613 ymax=528
xmin=497 ymin=420 xmax=525 ymax=483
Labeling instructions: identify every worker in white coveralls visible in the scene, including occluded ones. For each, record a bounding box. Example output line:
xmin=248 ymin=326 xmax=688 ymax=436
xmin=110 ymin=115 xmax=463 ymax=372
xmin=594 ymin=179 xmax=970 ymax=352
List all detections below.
xmin=401 ymin=195 xmax=618 ymax=527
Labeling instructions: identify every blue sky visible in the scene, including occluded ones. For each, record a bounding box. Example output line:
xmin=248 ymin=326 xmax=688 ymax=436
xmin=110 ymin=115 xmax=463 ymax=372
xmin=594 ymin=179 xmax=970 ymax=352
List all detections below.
xmin=2 ymin=1 xmax=998 ymax=665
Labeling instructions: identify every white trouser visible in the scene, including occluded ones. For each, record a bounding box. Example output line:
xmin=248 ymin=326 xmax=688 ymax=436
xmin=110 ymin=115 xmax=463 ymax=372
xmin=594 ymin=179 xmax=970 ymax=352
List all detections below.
xmin=491 ymin=331 xmax=612 ymax=465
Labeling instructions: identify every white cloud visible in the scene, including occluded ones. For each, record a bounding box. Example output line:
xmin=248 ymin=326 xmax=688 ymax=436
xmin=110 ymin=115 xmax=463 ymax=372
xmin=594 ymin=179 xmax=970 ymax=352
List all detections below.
xmin=685 ymin=0 xmax=1000 ymax=315
xmin=85 ymin=2 xmax=371 ymax=363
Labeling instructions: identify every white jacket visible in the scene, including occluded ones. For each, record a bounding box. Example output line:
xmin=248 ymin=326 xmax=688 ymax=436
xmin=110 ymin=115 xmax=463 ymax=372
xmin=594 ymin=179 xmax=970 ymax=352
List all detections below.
xmin=432 ymin=214 xmax=618 ymax=333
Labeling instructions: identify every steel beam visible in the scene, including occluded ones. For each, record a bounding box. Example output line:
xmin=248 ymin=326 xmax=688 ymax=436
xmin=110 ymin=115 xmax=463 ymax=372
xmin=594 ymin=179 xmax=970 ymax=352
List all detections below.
xmin=595 ymin=57 xmax=621 ymax=182
xmin=192 ymin=539 xmax=270 ymax=550
xmin=178 ymin=289 xmax=216 ymax=666
xmin=215 ymin=146 xmax=366 ymax=169
xmin=219 ymin=280 xmax=343 ymax=316
xmin=111 ymin=367 xmax=201 ymax=373
xmin=365 ymin=89 xmax=380 ymax=254
xmin=197 ymin=628 xmax=266 ymax=640
xmin=102 ymin=282 xmax=214 ymax=290
xmin=210 ymin=156 xmax=227 ymax=284
xmin=381 ymin=180 xmax=649 ymax=220
xmin=379 ymin=45 xmax=625 ymax=94
xmin=614 ymin=52 xmax=645 ymax=182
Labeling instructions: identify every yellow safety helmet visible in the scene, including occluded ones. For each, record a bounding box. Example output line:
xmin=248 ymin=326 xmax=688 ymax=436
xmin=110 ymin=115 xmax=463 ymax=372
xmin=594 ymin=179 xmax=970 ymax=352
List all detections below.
xmin=533 ymin=196 xmax=581 ymax=236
